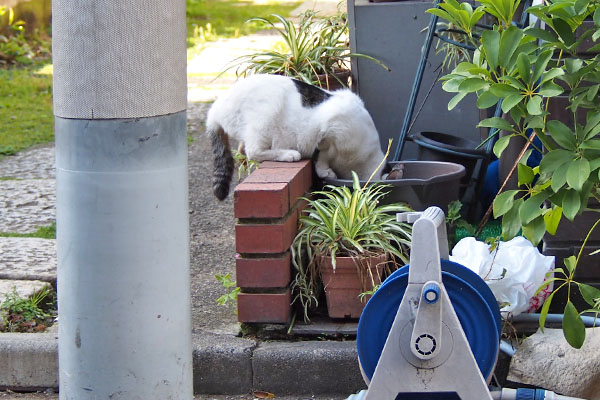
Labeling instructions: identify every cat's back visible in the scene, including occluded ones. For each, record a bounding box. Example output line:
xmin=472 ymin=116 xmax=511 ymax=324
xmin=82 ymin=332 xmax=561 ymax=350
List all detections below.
xmin=221 ymin=75 xmax=296 ymax=102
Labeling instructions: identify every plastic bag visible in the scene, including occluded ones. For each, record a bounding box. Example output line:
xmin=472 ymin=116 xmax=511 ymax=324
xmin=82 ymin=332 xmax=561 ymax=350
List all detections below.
xmin=450 ymin=236 xmax=554 ymax=317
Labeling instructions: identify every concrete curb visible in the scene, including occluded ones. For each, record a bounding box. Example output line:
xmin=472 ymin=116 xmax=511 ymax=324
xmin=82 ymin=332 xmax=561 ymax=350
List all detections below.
xmin=0 ymin=333 xmax=58 ymax=391
xmin=0 ymin=332 xmax=366 ymax=395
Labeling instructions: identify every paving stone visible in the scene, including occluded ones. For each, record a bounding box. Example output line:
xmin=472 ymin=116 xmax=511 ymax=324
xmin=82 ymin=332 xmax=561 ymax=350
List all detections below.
xmin=0 ymin=146 xmax=55 ymax=180
xmin=0 ymin=280 xmax=51 ymax=302
xmin=0 ymin=238 xmax=56 ymax=283
xmin=508 ymin=328 xmax=600 ymax=399
xmin=0 ymin=179 xmax=55 ymax=233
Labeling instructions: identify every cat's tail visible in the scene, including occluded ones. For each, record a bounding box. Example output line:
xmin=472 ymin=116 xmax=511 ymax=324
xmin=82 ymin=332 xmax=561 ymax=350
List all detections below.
xmin=207 ymin=122 xmax=234 ymax=201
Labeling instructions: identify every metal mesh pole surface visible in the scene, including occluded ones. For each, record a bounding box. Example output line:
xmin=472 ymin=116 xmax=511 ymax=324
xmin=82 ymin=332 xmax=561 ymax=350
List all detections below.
xmin=52 ymin=1 xmax=192 ymax=398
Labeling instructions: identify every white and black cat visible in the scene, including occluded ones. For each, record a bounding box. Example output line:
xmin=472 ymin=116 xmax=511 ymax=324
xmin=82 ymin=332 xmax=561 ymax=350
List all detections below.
xmin=207 ymin=74 xmax=385 ymax=200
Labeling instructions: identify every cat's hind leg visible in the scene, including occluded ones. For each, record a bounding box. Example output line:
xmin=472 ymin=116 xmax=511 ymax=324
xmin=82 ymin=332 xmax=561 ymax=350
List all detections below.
xmin=241 ymin=120 xmax=301 ymax=162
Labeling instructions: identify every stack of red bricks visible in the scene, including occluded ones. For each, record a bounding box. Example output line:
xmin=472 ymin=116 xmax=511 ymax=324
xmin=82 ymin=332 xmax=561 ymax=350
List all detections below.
xmin=234 ymin=160 xmax=313 ymax=323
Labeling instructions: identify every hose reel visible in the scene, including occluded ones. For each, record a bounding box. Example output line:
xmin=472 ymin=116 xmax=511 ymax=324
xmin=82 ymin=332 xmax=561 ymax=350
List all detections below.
xmin=356 ymin=207 xmax=501 ymax=399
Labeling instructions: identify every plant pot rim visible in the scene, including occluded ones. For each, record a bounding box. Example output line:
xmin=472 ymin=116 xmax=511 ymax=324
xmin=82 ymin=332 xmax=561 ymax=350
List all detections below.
xmin=317 ymin=252 xmax=388 ymax=263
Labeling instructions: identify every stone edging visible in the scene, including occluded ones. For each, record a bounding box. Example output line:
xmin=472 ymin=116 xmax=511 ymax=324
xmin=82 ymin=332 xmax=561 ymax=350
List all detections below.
xmin=0 ymin=332 xmax=365 ymax=396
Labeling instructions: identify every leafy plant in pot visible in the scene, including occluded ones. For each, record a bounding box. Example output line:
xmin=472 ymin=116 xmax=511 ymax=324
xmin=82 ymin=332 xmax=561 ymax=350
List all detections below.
xmin=429 ymin=0 xmax=600 ymax=347
xmin=291 ymin=172 xmax=412 ymax=321
xmin=223 ymin=10 xmax=389 ymax=89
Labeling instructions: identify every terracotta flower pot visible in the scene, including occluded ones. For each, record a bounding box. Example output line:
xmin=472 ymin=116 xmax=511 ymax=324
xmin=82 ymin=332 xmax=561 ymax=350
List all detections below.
xmin=318 ymin=253 xmax=388 ymax=319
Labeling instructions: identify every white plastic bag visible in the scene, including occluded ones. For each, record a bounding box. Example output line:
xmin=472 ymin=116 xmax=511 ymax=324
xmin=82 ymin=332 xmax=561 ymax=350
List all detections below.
xmin=450 ymin=236 xmax=554 ymax=317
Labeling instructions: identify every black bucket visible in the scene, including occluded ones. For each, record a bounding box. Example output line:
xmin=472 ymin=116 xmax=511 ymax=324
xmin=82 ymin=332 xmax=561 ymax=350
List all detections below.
xmin=412 ymin=131 xmax=488 ymax=191
xmin=323 ymin=161 xmax=465 ymax=212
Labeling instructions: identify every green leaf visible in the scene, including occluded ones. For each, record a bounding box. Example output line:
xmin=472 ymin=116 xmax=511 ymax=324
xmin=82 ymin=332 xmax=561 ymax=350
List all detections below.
xmin=540 ymin=149 xmax=574 ymax=174
xmin=493 ymin=134 xmax=512 ymax=158
xmin=502 ymin=76 xmax=527 ymax=91
xmin=563 ymin=301 xmax=586 ymax=349
xmin=426 ymin=8 xmax=454 ymax=23
xmin=477 ymin=117 xmax=514 ymax=136
xmin=579 ymin=283 xmax=600 ymax=308
xmin=575 ymin=0 xmax=589 ymax=13
xmin=490 ymin=83 xmax=521 ymax=97
xmin=551 ymin=163 xmax=569 ymax=192
xmin=522 ymin=215 xmax=547 ymax=245
xmin=455 ymin=61 xmax=479 ymax=73
xmin=426 ymin=8 xmax=455 ymax=23
xmin=502 ymin=94 xmax=525 ymax=113
xmin=539 ymin=290 xmax=556 ymax=331
xmin=527 ymin=95 xmax=543 ymax=115
xmin=595 ymin=8 xmax=600 ymax=26
xmin=517 ymin=53 xmax=531 ymax=83
xmin=565 ymin=58 xmax=583 ymax=74
xmin=448 ymin=92 xmax=468 ymax=110
xmin=566 ymin=158 xmax=590 ymax=191
xmin=532 ymin=50 xmax=553 ymax=83
xmin=478 ymin=117 xmax=514 ymax=132
xmin=521 ymin=192 xmax=549 ymax=225
xmin=564 ymin=255 xmax=577 ymax=275
xmin=544 ymin=206 xmax=562 ymax=235
xmin=458 ymin=78 xmax=489 ymax=93
xmin=562 ymin=189 xmax=581 ymax=220
xmin=442 ymin=78 xmax=465 ymax=93
xmin=493 ymin=189 xmax=519 ymax=217
xmin=525 ymin=27 xmax=559 ymax=43
xmin=538 ymin=82 xmax=564 ymax=97
xmin=526 ymin=116 xmax=545 ymax=130
xmin=477 ymin=91 xmax=500 ymax=109
xmin=481 ymin=29 xmax=500 ymax=70
xmin=580 ymin=139 xmax=600 ymax=150
xmin=547 ymin=120 xmax=576 ymax=150
xmin=540 ymin=68 xmax=565 ymax=85
xmin=498 ymin=26 xmax=524 ymax=69
xmin=553 ymin=18 xmax=575 ymax=46
xmin=586 ymin=84 xmax=599 ymax=102
xmin=586 ymin=111 xmax=600 ymax=134
xmin=518 ymin=163 xmax=535 ymax=186
xmin=502 ymin=198 xmax=524 ymax=240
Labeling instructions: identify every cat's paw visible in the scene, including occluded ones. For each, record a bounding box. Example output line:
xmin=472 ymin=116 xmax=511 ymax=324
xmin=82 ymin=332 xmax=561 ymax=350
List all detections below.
xmin=316 ymin=167 xmax=337 ymax=179
xmin=277 ymin=150 xmax=301 ymax=162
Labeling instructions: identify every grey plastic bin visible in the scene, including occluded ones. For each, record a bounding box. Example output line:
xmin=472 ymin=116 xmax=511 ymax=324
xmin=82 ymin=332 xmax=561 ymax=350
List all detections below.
xmin=323 ymin=161 xmax=465 ymax=212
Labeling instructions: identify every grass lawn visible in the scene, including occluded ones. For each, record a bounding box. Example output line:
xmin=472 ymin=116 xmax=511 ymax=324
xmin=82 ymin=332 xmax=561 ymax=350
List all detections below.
xmin=0 ymin=222 xmax=56 ymax=239
xmin=0 ymin=0 xmax=301 ymax=156
xmin=0 ymin=66 xmax=53 ymax=156
xmin=186 ymin=0 xmax=301 ymax=41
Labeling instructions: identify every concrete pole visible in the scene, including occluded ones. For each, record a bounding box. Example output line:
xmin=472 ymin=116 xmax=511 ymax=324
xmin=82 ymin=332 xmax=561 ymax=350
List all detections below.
xmin=52 ymin=1 xmax=192 ymax=399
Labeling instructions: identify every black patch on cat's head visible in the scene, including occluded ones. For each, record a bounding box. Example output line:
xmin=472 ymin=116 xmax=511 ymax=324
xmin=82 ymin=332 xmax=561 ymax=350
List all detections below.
xmin=292 ymin=79 xmax=332 ymax=107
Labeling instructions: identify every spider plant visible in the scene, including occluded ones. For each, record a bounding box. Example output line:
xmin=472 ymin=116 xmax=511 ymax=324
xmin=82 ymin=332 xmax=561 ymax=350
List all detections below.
xmin=224 ymin=10 xmax=388 ymax=88
xmin=291 ymin=172 xmax=412 ymax=320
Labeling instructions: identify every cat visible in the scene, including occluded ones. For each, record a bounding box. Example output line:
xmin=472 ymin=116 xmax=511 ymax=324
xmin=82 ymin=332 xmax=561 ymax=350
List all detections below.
xmin=207 ymin=74 xmax=385 ymax=200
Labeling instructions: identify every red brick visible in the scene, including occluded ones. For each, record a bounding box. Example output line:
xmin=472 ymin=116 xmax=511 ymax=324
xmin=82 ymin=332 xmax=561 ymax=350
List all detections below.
xmin=249 ymin=162 xmax=313 ymax=208
xmin=236 ymin=252 xmax=291 ymax=288
xmin=234 ymin=181 xmax=289 ymax=219
xmin=260 ymin=160 xmax=311 ymax=170
xmin=235 ymin=212 xmax=298 ymax=254
xmin=237 ymin=290 xmax=292 ymax=323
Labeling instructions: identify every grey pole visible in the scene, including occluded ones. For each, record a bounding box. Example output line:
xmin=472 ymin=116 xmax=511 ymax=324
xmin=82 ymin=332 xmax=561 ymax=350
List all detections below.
xmin=52 ymin=1 xmax=192 ymax=399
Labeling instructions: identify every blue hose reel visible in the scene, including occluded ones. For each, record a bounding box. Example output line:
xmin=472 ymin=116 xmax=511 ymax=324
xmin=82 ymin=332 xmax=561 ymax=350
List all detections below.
xmin=356 ymin=207 xmax=502 ymax=399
